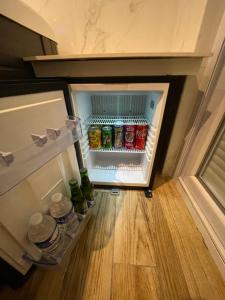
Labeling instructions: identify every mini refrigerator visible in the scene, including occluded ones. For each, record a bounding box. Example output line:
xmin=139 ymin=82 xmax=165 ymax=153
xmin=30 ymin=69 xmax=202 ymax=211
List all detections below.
xmin=71 ymin=83 xmax=169 ymax=187
xmin=0 ymin=81 xmax=169 ymax=274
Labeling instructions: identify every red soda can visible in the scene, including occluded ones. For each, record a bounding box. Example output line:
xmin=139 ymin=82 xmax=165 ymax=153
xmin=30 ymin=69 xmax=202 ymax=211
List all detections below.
xmin=124 ymin=125 xmax=135 ymax=149
xmin=135 ymin=125 xmax=148 ymax=150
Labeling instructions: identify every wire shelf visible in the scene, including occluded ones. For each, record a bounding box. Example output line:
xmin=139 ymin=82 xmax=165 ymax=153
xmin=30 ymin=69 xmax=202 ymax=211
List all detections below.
xmin=87 ymin=115 xmax=149 ymax=125
xmin=89 ymin=147 xmax=146 ymax=153
xmin=91 ymin=164 xmax=144 ymax=171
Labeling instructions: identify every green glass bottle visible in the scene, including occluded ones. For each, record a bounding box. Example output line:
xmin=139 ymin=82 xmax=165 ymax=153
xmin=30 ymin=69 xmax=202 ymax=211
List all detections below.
xmin=80 ymin=168 xmax=94 ymax=206
xmin=69 ymin=179 xmax=88 ymax=215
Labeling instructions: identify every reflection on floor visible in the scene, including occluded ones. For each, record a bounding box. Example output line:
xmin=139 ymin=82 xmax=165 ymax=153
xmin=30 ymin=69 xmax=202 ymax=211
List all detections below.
xmin=1 ymin=180 xmax=225 ymax=300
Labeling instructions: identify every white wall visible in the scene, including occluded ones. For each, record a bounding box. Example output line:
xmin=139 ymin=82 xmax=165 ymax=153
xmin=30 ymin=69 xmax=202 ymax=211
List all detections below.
xmin=162 ymin=9 xmax=225 ymax=177
xmin=20 ymin=0 xmax=208 ymax=54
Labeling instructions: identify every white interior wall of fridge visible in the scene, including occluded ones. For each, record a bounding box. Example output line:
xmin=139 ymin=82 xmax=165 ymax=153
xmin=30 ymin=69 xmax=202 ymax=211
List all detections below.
xmin=71 ymin=83 xmax=169 ymax=187
xmin=0 ymin=90 xmax=80 ymax=274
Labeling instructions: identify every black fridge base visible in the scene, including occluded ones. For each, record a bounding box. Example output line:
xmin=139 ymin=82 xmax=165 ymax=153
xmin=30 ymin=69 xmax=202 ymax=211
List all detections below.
xmin=94 ymin=184 xmax=148 ymax=191
xmin=0 ymin=258 xmax=35 ymax=289
xmin=94 ymin=185 xmax=153 ymax=198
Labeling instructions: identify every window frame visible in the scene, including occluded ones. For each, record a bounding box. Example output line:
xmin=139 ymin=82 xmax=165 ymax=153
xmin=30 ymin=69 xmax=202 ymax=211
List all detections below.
xmin=197 ymin=114 xmax=225 ymax=213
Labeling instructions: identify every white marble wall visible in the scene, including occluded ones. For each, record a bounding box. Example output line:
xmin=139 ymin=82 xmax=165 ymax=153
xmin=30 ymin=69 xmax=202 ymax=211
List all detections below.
xmin=20 ymin=0 xmax=207 ymax=54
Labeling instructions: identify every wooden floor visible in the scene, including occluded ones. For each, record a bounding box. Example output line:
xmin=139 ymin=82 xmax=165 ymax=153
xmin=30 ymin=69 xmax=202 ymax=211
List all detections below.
xmin=1 ymin=180 xmax=225 ymax=300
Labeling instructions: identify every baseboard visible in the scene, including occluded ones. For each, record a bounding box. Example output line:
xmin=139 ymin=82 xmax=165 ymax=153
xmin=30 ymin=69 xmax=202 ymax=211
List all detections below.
xmin=177 ymin=177 xmax=225 ymax=280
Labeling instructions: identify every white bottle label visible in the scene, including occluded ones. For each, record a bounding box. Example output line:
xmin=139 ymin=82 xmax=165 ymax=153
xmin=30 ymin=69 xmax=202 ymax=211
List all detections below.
xmin=34 ymin=225 xmax=59 ymax=249
xmin=54 ymin=207 xmax=76 ymax=225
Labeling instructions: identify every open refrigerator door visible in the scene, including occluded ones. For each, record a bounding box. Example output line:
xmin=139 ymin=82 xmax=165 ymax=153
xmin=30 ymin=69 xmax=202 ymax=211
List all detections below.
xmin=0 ymin=89 xmax=93 ymax=274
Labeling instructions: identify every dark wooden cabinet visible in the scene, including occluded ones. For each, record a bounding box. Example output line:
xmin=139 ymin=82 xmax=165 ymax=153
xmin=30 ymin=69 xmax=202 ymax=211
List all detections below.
xmin=0 ymin=14 xmax=57 ymax=80
xmin=0 ymin=14 xmax=58 ymax=287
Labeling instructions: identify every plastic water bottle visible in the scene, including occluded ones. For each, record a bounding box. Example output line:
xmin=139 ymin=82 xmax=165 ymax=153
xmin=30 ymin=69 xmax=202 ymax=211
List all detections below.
xmin=49 ymin=192 xmax=79 ymax=235
xmin=27 ymin=212 xmax=62 ymax=256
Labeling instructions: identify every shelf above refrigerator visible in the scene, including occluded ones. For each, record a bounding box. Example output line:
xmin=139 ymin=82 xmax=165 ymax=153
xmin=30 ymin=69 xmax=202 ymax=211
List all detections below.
xmin=0 ymin=116 xmax=82 ymax=196
xmin=87 ymin=115 xmax=149 ymax=125
xmin=89 ymin=147 xmax=146 ymax=153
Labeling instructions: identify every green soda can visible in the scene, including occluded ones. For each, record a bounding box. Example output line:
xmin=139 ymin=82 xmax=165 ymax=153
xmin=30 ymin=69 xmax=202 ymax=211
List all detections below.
xmin=102 ymin=126 xmax=112 ymax=148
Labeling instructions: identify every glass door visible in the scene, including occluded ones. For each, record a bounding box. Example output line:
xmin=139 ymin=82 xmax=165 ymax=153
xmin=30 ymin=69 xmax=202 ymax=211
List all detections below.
xmin=198 ymin=116 xmax=225 ymax=212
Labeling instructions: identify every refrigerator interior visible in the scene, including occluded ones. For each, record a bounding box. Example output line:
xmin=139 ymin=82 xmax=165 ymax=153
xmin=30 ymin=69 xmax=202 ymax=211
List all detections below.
xmin=71 ymin=84 xmax=169 ymax=187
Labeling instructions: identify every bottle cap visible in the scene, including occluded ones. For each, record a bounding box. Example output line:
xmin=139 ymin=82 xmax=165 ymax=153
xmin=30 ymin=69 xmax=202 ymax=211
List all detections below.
xmin=51 ymin=192 xmax=63 ymax=203
xmin=69 ymin=179 xmax=78 ymax=185
xmin=29 ymin=213 xmax=43 ymax=226
xmin=80 ymin=168 xmax=87 ymax=174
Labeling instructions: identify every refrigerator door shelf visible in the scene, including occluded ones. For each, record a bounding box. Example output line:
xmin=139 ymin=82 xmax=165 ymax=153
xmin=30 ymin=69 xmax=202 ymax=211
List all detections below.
xmin=0 ymin=116 xmax=82 ymax=196
xmin=87 ymin=115 xmax=149 ymax=126
xmin=23 ymin=198 xmax=95 ymax=267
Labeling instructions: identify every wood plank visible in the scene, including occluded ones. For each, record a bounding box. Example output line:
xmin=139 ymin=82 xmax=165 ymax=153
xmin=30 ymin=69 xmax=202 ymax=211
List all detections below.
xmin=111 ymin=263 xmax=159 ymax=300
xmin=60 ymin=191 xmax=116 ymax=300
xmin=0 ymin=264 xmax=68 ymax=300
xmin=113 ymin=190 xmax=156 ymax=266
xmin=1 ymin=184 xmax=225 ymax=300
xmin=151 ymin=193 xmax=191 ymax=299
xmin=155 ymin=180 xmax=225 ymax=299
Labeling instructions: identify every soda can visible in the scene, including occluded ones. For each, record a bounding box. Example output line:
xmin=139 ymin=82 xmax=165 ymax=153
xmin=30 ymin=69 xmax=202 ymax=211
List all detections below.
xmin=102 ymin=126 xmax=113 ymax=148
xmin=124 ymin=125 xmax=135 ymax=149
xmin=135 ymin=125 xmax=148 ymax=150
xmin=88 ymin=125 xmax=101 ymax=149
xmin=114 ymin=122 xmax=123 ymax=149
